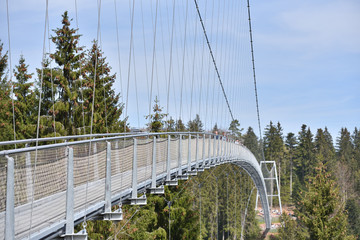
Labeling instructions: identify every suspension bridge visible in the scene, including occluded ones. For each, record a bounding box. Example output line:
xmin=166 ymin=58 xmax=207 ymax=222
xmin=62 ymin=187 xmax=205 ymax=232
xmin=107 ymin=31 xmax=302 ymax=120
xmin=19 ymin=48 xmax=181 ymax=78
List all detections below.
xmin=1 ymin=0 xmax=281 ymax=239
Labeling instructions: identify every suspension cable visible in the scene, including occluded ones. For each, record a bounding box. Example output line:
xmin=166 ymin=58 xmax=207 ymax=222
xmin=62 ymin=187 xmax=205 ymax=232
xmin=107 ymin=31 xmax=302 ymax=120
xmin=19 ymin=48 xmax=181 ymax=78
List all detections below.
xmin=46 ymin=10 xmax=56 ymax=139
xmin=193 ymin=0 xmax=234 ymax=122
xmin=28 ymin=0 xmax=49 ymax=236
xmin=84 ymin=0 xmax=102 ymax=226
xmin=247 ymin=0 xmax=265 ymax=161
xmin=124 ymin=0 xmax=136 ymax=132
xmin=74 ymin=0 xmax=86 ymax=134
xmin=165 ymin=0 xmax=176 ymax=121
xmin=6 ymin=0 xmax=16 ymax=147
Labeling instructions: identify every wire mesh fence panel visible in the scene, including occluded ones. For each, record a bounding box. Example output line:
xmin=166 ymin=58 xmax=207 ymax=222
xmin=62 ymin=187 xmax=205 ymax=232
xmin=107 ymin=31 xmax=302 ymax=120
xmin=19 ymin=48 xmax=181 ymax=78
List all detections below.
xmin=73 ymin=141 xmax=107 ymax=218
xmin=137 ymin=138 xmax=153 ymax=184
xmin=110 ymin=139 xmax=133 ymax=195
xmin=7 ymin=146 xmax=68 ymax=239
xmin=170 ymin=138 xmax=179 ymax=171
xmin=156 ymin=138 xmax=167 ymax=175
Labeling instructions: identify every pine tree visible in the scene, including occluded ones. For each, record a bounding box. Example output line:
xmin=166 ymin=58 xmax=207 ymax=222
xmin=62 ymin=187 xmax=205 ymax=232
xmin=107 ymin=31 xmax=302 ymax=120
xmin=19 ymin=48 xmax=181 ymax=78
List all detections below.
xmin=35 ymin=58 xmax=66 ymax=137
xmin=13 ymin=55 xmax=36 ymax=139
xmin=82 ymin=42 xmax=124 ymax=133
xmin=187 ymin=114 xmax=203 ymax=132
xmin=228 ymin=119 xmax=243 ymax=140
xmin=175 ymin=119 xmax=186 ymax=132
xmin=166 ymin=117 xmax=176 ymax=132
xmin=296 ymin=162 xmax=355 ymax=240
xmin=285 ymin=132 xmax=297 ymax=198
xmin=51 ymin=11 xmax=83 ymax=135
xmin=0 ymin=40 xmax=9 ymax=89
xmin=145 ymin=96 xmax=166 ymax=132
xmin=0 ymin=40 xmax=14 ymax=143
xmin=294 ymin=124 xmax=315 ymax=184
xmin=243 ymin=126 xmax=261 ymax=161
xmin=337 ymin=128 xmax=354 ymax=166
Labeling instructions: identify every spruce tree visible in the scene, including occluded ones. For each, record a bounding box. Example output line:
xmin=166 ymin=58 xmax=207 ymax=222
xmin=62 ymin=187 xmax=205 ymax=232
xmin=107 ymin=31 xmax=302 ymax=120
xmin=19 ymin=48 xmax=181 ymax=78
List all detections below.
xmin=314 ymin=128 xmax=336 ymax=171
xmin=243 ymin=126 xmax=261 ymax=161
xmin=175 ymin=119 xmax=186 ymax=132
xmin=51 ymin=11 xmax=83 ymax=135
xmin=285 ymin=132 xmax=297 ymax=198
xmin=166 ymin=117 xmax=176 ymax=132
xmin=337 ymin=128 xmax=354 ymax=166
xmin=228 ymin=119 xmax=243 ymax=140
xmin=35 ymin=58 xmax=66 ymax=137
xmin=187 ymin=114 xmax=203 ymax=132
xmin=296 ymin=162 xmax=355 ymax=240
xmin=82 ymin=42 xmax=124 ymax=133
xmin=13 ymin=55 xmax=36 ymax=139
xmin=145 ymin=96 xmax=166 ymax=132
xmin=294 ymin=124 xmax=315 ymax=184
xmin=0 ymin=40 xmax=13 ymax=143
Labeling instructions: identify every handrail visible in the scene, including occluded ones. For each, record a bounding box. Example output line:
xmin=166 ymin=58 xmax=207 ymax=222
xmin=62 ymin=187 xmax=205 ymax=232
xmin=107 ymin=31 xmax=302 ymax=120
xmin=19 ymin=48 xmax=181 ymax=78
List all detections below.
xmin=0 ymin=132 xmax=227 ymax=156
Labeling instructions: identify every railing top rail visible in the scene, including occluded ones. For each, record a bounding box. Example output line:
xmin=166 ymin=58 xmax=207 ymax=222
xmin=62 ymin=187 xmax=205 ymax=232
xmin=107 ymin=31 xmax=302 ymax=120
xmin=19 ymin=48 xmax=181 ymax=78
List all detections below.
xmin=0 ymin=131 xmax=232 ymax=156
xmin=0 ymin=132 xmax=134 ymax=146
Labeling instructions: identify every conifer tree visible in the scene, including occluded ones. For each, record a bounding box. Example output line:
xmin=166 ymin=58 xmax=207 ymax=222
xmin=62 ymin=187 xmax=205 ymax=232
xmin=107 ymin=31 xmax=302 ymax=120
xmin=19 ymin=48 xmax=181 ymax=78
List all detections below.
xmin=228 ymin=119 xmax=243 ymax=140
xmin=285 ymin=132 xmax=297 ymax=197
xmin=51 ymin=11 xmax=83 ymax=135
xmin=337 ymin=128 xmax=354 ymax=166
xmin=296 ymin=162 xmax=355 ymax=240
xmin=187 ymin=114 xmax=203 ymax=132
xmin=0 ymin=40 xmax=13 ymax=143
xmin=35 ymin=58 xmax=66 ymax=137
xmin=166 ymin=117 xmax=176 ymax=132
xmin=243 ymin=126 xmax=261 ymax=161
xmin=145 ymin=96 xmax=166 ymax=132
xmin=13 ymin=55 xmax=36 ymax=138
xmin=175 ymin=119 xmax=186 ymax=132
xmin=294 ymin=124 xmax=315 ymax=184
xmin=82 ymin=42 xmax=124 ymax=133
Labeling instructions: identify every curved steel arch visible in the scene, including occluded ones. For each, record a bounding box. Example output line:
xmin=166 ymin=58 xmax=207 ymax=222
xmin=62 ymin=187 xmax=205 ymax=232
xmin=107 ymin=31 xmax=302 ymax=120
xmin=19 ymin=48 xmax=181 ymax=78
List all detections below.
xmin=229 ymin=145 xmax=271 ymax=230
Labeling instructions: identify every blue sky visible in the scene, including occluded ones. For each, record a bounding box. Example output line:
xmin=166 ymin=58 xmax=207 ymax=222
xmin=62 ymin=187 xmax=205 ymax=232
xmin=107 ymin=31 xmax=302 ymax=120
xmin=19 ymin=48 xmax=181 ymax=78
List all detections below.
xmin=0 ymin=0 xmax=359 ymax=141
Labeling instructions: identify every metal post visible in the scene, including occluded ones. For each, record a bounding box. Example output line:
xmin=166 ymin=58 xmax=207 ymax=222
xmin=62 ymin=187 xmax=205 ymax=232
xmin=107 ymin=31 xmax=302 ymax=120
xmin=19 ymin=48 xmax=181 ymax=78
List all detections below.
xmin=212 ymin=135 xmax=216 ymax=165
xmin=131 ymin=138 xmax=138 ymax=199
xmin=201 ymin=133 xmax=205 ymax=168
xmin=195 ymin=134 xmax=199 ymax=169
xmin=178 ymin=134 xmax=182 ymax=176
xmin=151 ymin=137 xmax=157 ymax=189
xmin=274 ymin=163 xmax=283 ymax=213
xmin=217 ymin=136 xmax=220 ymax=164
xmin=104 ymin=142 xmax=111 ymax=214
xmin=219 ymin=137 xmax=222 ymax=163
xmin=5 ymin=156 xmax=14 ymax=240
xmin=187 ymin=134 xmax=191 ymax=172
xmin=65 ymin=147 xmax=74 ymax=235
xmin=207 ymin=135 xmax=211 ymax=168
xmin=166 ymin=135 xmax=171 ymax=182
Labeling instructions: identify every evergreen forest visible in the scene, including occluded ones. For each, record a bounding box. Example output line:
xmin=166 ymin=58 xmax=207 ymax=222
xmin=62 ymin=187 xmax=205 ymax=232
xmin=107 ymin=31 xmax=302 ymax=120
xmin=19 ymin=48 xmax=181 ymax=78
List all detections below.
xmin=0 ymin=11 xmax=359 ymax=240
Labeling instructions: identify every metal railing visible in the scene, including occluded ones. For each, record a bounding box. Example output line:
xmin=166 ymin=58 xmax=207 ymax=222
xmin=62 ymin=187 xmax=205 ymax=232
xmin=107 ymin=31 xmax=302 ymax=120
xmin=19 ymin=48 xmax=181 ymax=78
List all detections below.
xmin=0 ymin=132 xmax=271 ymax=239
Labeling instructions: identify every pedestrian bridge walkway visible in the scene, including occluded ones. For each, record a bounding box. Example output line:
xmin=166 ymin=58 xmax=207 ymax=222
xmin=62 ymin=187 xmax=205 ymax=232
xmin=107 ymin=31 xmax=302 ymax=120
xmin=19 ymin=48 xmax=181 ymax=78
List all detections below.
xmin=0 ymin=132 xmax=270 ymax=239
